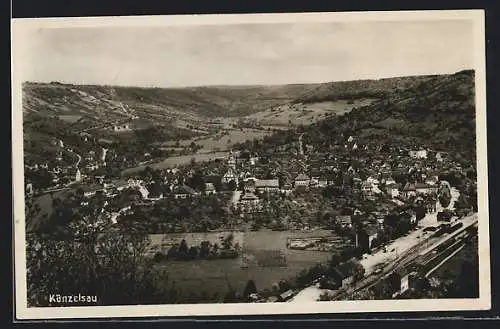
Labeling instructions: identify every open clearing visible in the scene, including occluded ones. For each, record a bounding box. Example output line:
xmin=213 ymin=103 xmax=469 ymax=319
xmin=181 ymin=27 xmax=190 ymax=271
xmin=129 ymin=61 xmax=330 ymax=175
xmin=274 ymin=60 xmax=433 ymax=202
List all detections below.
xmin=163 ymin=128 xmax=270 ymax=152
xmin=245 ymin=99 xmax=375 ymax=126
xmin=122 ymin=151 xmax=229 ymax=175
xmin=153 ymin=230 xmax=341 ymax=298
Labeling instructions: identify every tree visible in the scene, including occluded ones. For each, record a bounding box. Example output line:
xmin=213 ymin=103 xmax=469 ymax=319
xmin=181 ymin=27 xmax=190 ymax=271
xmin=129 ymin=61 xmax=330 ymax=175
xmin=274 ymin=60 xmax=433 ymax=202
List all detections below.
xmin=243 ymin=279 xmax=258 ymax=298
xmin=199 ymin=241 xmax=210 ymax=258
xmin=26 ymin=225 xmax=174 ymax=306
xmin=221 ymin=233 xmax=234 ymax=250
xmin=415 ymin=206 xmax=426 ymax=221
xmin=228 ymin=180 xmax=237 ymax=191
xmin=329 ymin=254 xmax=342 ymax=269
xmin=178 ymin=239 xmax=189 ymax=260
xmin=187 ymin=246 xmax=199 ymax=260
xmin=439 ymin=193 xmax=451 ymax=208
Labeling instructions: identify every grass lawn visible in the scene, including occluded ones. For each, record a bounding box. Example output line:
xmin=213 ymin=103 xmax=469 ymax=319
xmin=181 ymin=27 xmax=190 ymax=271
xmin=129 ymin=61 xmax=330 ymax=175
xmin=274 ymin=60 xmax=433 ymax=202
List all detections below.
xmin=152 ymin=230 xmax=343 ymax=299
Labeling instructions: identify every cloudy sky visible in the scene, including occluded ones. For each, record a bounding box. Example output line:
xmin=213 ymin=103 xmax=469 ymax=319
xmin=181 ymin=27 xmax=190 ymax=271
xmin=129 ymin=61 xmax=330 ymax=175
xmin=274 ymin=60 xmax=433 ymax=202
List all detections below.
xmin=18 ymin=19 xmax=474 ymax=87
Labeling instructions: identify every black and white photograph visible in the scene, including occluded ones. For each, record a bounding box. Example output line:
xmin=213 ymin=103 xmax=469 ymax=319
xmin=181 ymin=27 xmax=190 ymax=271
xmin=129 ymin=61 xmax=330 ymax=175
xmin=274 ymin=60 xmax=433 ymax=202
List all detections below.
xmin=12 ymin=10 xmax=490 ymax=319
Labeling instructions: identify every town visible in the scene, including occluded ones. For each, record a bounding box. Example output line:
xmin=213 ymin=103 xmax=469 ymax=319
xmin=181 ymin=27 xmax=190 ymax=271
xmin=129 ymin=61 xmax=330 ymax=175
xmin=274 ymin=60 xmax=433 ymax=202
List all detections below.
xmin=24 ymin=109 xmax=478 ymax=303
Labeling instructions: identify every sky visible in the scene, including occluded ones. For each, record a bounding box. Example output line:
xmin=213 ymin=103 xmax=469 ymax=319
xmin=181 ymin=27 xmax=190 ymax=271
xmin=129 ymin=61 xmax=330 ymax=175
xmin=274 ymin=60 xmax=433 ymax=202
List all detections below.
xmin=18 ymin=19 xmax=474 ymax=88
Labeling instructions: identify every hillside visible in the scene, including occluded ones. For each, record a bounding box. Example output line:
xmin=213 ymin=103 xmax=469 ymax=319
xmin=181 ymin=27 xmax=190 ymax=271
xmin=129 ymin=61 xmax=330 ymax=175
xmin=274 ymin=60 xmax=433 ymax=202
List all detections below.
xmin=237 ymin=70 xmax=476 ymax=163
xmin=291 ymin=74 xmax=441 ymax=104
xmin=22 ymin=71 xmax=476 ymax=172
xmin=22 ymin=74 xmax=442 ymax=123
xmin=308 ymin=70 xmax=476 ymax=158
xmin=22 ymin=82 xmax=316 ymax=121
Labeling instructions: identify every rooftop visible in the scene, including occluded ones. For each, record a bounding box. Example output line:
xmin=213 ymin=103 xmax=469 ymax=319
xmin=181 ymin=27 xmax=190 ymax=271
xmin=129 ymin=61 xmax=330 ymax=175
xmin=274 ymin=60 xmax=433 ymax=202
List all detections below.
xmin=295 ymin=173 xmax=310 ymax=181
xmin=255 ymin=179 xmax=279 ymax=188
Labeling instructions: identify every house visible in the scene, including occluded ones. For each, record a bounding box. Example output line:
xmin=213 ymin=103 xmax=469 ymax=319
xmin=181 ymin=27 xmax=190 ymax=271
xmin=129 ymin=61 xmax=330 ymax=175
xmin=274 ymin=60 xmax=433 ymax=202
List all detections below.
xmin=26 ymin=183 xmax=34 ymax=196
xmin=249 ymin=154 xmax=259 ymax=166
xmin=238 ymin=192 xmax=261 ymax=213
xmin=255 ymin=179 xmax=280 ymax=193
xmin=347 ymin=136 xmax=355 ymax=143
xmin=415 ymin=183 xmax=438 ymax=195
xmin=79 ymin=132 xmax=92 ymax=143
xmin=384 ymin=177 xmax=397 ymax=186
xmin=337 ymin=215 xmax=353 ymax=228
xmin=278 ymin=290 xmax=295 ymax=302
xmin=82 ymin=185 xmax=104 ymax=198
xmin=366 ymin=176 xmax=380 ymax=185
xmin=402 ymin=183 xmax=417 ymax=199
xmin=409 ymin=149 xmax=428 ymax=159
xmin=425 ymin=175 xmax=439 ymax=186
xmin=222 ymin=168 xmax=239 ymax=184
xmin=332 ymin=259 xmax=362 ymax=288
xmin=317 ymin=178 xmax=328 ymax=188
xmin=280 ymin=183 xmax=293 ymax=195
xmin=86 ymin=163 xmax=99 ymax=172
xmin=361 ymin=181 xmax=375 ymax=199
xmin=395 ymin=268 xmax=419 ymax=293
xmin=376 ymin=217 xmax=385 ymax=229
xmin=385 ymin=183 xmax=401 ymax=198
xmin=294 ymin=173 xmax=310 ymax=187
xmin=243 ymin=178 xmax=257 ymax=192
xmin=113 ymin=124 xmax=130 ymax=132
xmin=127 ymin=179 xmax=142 ymax=187
xmin=356 ymin=225 xmax=379 ymax=252
xmin=173 ymin=185 xmax=194 ymax=199
xmin=227 ymin=152 xmax=236 ymax=169
xmin=205 ymin=182 xmax=216 ymax=195
xmin=309 ymin=177 xmax=319 ymax=187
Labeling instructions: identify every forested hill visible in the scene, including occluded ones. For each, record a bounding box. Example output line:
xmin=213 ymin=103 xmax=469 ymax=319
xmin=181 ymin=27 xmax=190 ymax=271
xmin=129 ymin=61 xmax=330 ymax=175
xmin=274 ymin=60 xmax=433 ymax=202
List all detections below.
xmin=237 ymin=70 xmax=476 ymax=163
xmin=292 ymin=74 xmax=440 ymax=104
xmin=307 ymin=69 xmax=476 ymax=158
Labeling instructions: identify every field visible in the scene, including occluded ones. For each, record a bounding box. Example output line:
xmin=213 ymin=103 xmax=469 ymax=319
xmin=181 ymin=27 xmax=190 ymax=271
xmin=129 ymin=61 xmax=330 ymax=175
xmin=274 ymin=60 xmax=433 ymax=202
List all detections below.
xmin=163 ymin=128 xmax=270 ymax=151
xmin=148 ymin=231 xmax=245 ymax=254
xmin=121 ymin=151 xmax=229 ymax=175
xmin=153 ymin=230 xmax=347 ymax=298
xmin=245 ymin=99 xmax=375 ymax=126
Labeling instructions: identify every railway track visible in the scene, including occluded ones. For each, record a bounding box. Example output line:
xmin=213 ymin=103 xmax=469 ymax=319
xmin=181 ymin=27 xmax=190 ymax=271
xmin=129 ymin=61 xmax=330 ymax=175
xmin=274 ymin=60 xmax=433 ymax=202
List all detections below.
xmin=333 ymin=217 xmax=477 ymax=300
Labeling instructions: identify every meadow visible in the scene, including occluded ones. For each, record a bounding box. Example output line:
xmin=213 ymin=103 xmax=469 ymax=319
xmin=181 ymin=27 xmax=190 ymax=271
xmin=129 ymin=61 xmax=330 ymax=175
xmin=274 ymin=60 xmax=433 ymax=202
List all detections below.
xmin=152 ymin=230 xmax=347 ymax=298
xmin=164 ymin=128 xmax=271 ymax=151
xmin=121 ymin=151 xmax=229 ymax=175
xmin=245 ymin=99 xmax=375 ymax=126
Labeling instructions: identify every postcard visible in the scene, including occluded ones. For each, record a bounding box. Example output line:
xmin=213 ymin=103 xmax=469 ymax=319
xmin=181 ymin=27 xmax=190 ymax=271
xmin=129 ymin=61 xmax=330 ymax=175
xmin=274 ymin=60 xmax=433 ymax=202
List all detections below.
xmin=12 ymin=10 xmax=490 ymax=320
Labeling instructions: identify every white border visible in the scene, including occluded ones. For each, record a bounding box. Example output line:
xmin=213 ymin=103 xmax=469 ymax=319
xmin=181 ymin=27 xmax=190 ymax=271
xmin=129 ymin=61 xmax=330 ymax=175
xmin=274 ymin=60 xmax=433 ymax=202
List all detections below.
xmin=12 ymin=10 xmax=490 ymax=320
